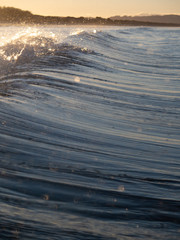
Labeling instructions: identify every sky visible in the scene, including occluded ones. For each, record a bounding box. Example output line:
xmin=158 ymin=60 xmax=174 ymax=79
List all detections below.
xmin=0 ymin=0 xmax=180 ymax=17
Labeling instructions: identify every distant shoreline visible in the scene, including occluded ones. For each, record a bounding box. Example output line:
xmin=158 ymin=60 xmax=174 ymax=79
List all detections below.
xmin=1 ymin=23 xmax=180 ymax=28
xmin=0 ymin=7 xmax=180 ymax=27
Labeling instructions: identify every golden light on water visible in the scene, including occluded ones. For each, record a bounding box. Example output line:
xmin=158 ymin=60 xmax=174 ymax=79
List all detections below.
xmin=0 ymin=28 xmax=57 ymax=62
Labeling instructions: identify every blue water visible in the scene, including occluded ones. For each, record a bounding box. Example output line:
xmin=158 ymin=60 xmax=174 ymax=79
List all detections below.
xmin=0 ymin=26 xmax=180 ymax=239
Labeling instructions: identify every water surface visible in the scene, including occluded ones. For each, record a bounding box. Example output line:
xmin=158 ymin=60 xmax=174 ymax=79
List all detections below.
xmin=0 ymin=26 xmax=180 ymax=239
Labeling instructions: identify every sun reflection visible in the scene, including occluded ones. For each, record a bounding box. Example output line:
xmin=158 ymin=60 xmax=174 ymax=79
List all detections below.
xmin=70 ymin=29 xmax=84 ymax=36
xmin=0 ymin=27 xmax=57 ymax=62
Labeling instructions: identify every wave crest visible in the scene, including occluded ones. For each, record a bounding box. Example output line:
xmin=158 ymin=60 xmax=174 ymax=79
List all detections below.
xmin=0 ymin=28 xmax=94 ymax=77
xmin=0 ymin=28 xmax=57 ymax=63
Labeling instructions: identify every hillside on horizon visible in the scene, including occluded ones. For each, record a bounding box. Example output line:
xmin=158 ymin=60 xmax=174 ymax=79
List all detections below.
xmin=0 ymin=7 xmax=180 ymax=26
xmin=110 ymin=14 xmax=180 ymax=25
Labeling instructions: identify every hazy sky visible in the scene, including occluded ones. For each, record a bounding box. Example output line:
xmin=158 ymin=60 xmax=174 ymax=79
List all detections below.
xmin=0 ymin=0 xmax=180 ymax=17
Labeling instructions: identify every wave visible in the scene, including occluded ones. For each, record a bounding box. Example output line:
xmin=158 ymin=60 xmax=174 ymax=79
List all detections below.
xmin=0 ymin=26 xmax=180 ymax=240
xmin=0 ymin=28 xmax=100 ymax=80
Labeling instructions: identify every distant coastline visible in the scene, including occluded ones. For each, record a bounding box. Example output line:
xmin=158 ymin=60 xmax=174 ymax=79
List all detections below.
xmin=0 ymin=7 xmax=180 ymax=27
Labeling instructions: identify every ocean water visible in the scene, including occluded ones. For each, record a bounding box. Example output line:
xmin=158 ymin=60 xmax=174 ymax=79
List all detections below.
xmin=0 ymin=25 xmax=180 ymax=239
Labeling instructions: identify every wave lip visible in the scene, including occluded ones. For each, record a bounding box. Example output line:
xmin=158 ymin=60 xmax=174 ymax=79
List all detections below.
xmin=0 ymin=27 xmax=97 ymax=77
xmin=0 ymin=29 xmax=57 ymax=63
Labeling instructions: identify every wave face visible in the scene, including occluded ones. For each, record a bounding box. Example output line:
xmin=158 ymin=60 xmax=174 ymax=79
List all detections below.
xmin=0 ymin=26 xmax=180 ymax=240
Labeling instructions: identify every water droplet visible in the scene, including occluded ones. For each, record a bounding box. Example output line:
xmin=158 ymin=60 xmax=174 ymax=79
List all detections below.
xmin=43 ymin=194 xmax=49 ymax=201
xmin=118 ymin=185 xmax=125 ymax=192
xmin=2 ymin=121 xmax=6 ymax=125
xmin=74 ymin=77 xmax=80 ymax=83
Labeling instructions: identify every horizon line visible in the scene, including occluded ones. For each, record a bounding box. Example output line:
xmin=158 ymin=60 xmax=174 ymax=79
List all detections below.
xmin=0 ymin=6 xmax=180 ymax=18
